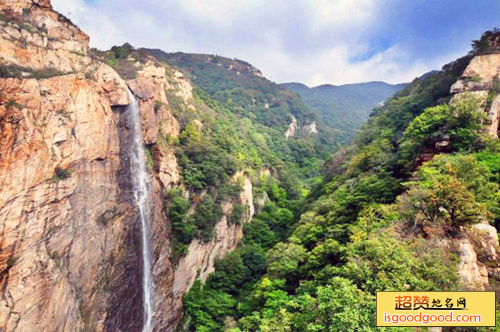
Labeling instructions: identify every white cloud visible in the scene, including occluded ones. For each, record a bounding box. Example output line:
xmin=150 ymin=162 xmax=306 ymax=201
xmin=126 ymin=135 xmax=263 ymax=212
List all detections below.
xmin=50 ymin=0 xmax=455 ymax=86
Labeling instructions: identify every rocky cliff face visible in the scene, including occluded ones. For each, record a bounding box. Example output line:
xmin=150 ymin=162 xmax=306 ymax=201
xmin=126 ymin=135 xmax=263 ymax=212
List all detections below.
xmin=0 ymin=1 xmax=138 ymax=331
xmin=0 ymin=1 xmax=257 ymax=331
xmin=448 ymin=53 xmax=500 ymax=291
xmin=451 ymin=53 xmax=500 ymax=137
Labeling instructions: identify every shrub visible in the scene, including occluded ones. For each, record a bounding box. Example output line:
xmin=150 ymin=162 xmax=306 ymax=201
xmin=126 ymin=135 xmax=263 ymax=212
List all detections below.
xmin=266 ymin=242 xmax=306 ymax=278
xmin=399 ymin=94 xmax=485 ymax=171
xmin=166 ymin=189 xmax=196 ymax=245
xmin=144 ymin=147 xmax=154 ymax=171
xmin=53 ymin=166 xmax=71 ymax=182
xmin=194 ymin=195 xmax=223 ymax=241
xmin=339 ymin=231 xmax=460 ymax=294
xmin=0 ymin=64 xmax=66 ymax=79
xmin=183 ymin=280 xmax=236 ymax=331
xmin=206 ymin=252 xmax=249 ymax=295
xmin=229 ymin=202 xmax=245 ymax=225
xmin=400 ymin=154 xmax=499 ymax=231
xmin=154 ymin=100 xmax=163 ymax=112
xmin=6 ymin=99 xmax=23 ymax=110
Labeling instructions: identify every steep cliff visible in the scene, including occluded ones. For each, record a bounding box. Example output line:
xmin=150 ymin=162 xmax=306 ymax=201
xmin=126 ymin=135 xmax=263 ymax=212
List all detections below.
xmin=0 ymin=1 xmax=143 ymax=331
xmin=448 ymin=51 xmax=500 ymax=290
xmin=451 ymin=53 xmax=500 ymax=137
xmin=0 ymin=2 xmax=276 ymax=330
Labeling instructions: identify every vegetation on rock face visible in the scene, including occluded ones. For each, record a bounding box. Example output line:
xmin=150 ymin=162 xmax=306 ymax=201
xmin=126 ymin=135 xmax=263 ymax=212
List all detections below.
xmin=181 ymin=35 xmax=500 ymax=330
xmin=95 ymin=43 xmax=330 ymax=258
xmin=472 ymin=27 xmax=500 ymax=55
xmin=398 ymin=94 xmax=486 ymax=172
xmin=0 ymin=63 xmax=66 ymax=79
xmin=52 ymin=166 xmax=71 ymax=182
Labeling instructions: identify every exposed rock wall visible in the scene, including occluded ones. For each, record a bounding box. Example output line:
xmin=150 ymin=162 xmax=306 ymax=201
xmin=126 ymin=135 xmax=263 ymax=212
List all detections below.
xmin=456 ymin=224 xmax=499 ymax=290
xmin=450 ymin=54 xmax=500 ymax=137
xmin=448 ymin=54 xmax=500 ymax=290
xmin=284 ymin=114 xmax=297 ymax=139
xmin=0 ymin=1 xmax=151 ymax=331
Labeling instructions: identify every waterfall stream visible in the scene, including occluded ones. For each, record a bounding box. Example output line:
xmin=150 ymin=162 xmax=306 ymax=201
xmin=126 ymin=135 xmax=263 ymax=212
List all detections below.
xmin=127 ymin=89 xmax=154 ymax=332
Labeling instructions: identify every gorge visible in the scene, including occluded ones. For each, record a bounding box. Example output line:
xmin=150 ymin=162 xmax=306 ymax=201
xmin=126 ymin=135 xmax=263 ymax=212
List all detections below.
xmin=0 ymin=1 xmax=499 ymax=331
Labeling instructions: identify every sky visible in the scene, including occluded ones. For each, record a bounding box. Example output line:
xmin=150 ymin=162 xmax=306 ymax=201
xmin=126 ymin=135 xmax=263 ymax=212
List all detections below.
xmin=51 ymin=0 xmax=500 ymax=87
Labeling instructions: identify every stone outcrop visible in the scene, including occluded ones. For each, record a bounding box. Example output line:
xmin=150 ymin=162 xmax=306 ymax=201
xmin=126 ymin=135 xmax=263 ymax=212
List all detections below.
xmin=303 ymin=121 xmax=318 ymax=135
xmin=284 ymin=114 xmax=297 ymax=139
xmin=0 ymin=0 xmax=90 ymax=73
xmin=127 ymin=60 xmax=180 ymax=145
xmin=456 ymin=238 xmax=488 ymax=290
xmin=450 ymin=54 xmax=500 ymax=137
xmin=456 ymin=224 xmax=499 ymax=291
xmin=0 ymin=1 xmax=177 ymax=330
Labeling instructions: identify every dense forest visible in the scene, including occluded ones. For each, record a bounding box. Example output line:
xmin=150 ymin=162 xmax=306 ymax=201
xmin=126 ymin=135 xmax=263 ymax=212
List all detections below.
xmin=177 ymin=30 xmax=500 ymax=331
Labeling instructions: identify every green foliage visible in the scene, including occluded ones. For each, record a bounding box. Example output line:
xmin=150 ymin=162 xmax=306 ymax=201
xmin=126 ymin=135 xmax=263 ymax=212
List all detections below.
xmin=266 ymin=242 xmax=306 ymax=278
xmin=180 ymin=50 xmax=490 ymax=331
xmin=339 ymin=231 xmax=460 ymax=294
xmin=348 ymin=204 xmax=399 ymax=242
xmin=148 ymin=51 xmax=317 ymax=128
xmin=267 ymin=183 xmax=287 ymax=207
xmin=183 ymin=280 xmax=236 ymax=331
xmin=471 ymin=28 xmax=500 ymax=55
xmin=206 ymin=252 xmax=249 ymax=295
xmin=253 ymin=202 xmax=294 ymax=241
xmin=166 ymin=189 xmax=195 ymax=246
xmin=194 ymin=195 xmax=223 ymax=241
xmin=282 ymin=81 xmax=405 ymax=144
xmin=177 ymin=120 xmax=238 ymax=190
xmin=476 ymin=149 xmax=500 ymax=180
xmin=110 ymin=43 xmax=134 ymax=59
xmin=400 ymin=154 xmax=500 ymax=231
xmin=242 ymin=218 xmax=277 ymax=249
xmin=229 ymin=202 xmax=245 ymax=225
xmin=6 ymin=99 xmax=23 ymax=110
xmin=144 ymin=147 xmax=154 ymax=171
xmin=399 ymin=95 xmax=485 ymax=171
xmin=91 ymin=44 xmax=147 ymax=79
xmin=182 ymin=191 xmax=297 ymax=330
xmin=144 ymin=48 xmax=343 ymax=164
xmin=167 ymin=187 xmax=224 ymax=249
xmin=52 ymin=166 xmax=71 ymax=182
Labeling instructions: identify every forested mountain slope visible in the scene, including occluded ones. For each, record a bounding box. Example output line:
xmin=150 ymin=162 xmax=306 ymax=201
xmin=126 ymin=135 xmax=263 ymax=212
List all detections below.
xmin=281 ymin=81 xmax=407 ymax=143
xmin=181 ymin=30 xmax=500 ymax=331
xmin=140 ymin=50 xmax=343 ymax=151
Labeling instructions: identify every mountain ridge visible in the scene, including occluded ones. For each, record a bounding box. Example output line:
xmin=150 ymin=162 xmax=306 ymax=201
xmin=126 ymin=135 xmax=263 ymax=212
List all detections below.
xmin=281 ymin=80 xmax=407 ymax=143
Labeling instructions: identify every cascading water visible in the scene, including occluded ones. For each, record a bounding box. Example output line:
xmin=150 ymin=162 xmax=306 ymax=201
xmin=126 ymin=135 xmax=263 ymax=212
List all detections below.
xmin=126 ymin=89 xmax=154 ymax=332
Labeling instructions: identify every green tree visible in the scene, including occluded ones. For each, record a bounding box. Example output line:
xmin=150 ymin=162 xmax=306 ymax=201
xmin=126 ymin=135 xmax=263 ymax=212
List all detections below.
xmin=266 ymin=243 xmax=306 ymax=278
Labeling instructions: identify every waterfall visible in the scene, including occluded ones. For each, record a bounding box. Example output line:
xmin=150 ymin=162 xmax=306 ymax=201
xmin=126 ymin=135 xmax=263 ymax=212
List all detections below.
xmin=126 ymin=89 xmax=154 ymax=332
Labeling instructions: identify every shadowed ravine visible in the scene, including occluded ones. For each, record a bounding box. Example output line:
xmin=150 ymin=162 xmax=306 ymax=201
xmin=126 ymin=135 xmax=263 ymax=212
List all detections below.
xmin=127 ymin=89 xmax=154 ymax=331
